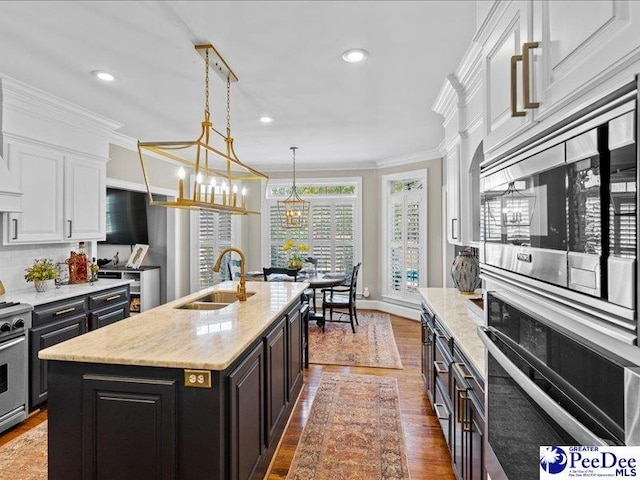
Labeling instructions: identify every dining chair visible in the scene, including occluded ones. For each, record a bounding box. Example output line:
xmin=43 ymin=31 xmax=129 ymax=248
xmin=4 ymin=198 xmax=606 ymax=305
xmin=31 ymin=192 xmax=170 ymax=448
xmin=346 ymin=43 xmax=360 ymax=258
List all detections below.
xmin=262 ymin=267 xmax=299 ymax=282
xmin=321 ymin=262 xmax=361 ymax=333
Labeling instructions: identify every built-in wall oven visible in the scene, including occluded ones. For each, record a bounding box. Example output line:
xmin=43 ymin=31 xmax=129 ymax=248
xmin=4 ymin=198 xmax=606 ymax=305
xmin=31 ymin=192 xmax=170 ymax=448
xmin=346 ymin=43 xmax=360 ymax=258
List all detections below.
xmin=480 ymin=81 xmax=638 ymax=342
xmin=479 ymin=290 xmax=640 ymax=479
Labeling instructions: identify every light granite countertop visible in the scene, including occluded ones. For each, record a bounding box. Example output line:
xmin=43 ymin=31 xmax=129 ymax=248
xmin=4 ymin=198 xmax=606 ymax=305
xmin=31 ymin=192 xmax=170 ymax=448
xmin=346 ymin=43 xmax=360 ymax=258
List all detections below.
xmin=39 ymin=280 xmax=308 ymax=371
xmin=1 ymin=279 xmax=134 ymax=306
xmin=418 ymin=287 xmax=486 ymax=378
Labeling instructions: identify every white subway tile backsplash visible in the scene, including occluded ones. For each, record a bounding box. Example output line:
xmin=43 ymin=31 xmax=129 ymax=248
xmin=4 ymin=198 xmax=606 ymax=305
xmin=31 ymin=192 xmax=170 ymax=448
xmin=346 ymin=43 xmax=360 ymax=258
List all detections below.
xmin=0 ymin=243 xmax=76 ymax=293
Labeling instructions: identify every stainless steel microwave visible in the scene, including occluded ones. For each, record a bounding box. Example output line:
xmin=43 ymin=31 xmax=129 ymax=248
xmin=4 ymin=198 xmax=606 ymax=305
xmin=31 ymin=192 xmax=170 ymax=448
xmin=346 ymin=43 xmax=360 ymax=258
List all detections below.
xmin=480 ymin=86 xmax=637 ymax=312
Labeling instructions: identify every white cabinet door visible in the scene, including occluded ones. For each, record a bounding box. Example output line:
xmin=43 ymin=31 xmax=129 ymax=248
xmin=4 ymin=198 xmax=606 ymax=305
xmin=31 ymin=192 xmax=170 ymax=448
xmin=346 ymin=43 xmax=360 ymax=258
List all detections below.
xmin=64 ymin=156 xmax=106 ymax=241
xmin=533 ymin=0 xmax=640 ymax=121
xmin=483 ymin=1 xmax=533 ymax=156
xmin=446 ymin=144 xmax=461 ymax=245
xmin=5 ymin=142 xmax=64 ymax=244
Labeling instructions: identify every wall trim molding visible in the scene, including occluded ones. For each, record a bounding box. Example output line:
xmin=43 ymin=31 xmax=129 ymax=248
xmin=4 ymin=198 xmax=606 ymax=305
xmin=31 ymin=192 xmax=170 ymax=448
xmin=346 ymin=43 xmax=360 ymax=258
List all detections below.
xmin=376 ymin=149 xmax=442 ymax=168
xmin=106 ymin=177 xmax=177 ymax=197
xmin=356 ymin=300 xmax=420 ymax=321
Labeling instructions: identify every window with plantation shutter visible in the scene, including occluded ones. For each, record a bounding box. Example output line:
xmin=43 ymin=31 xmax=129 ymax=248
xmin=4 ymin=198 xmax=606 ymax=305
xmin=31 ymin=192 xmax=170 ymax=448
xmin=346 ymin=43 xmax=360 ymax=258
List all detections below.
xmin=263 ymin=178 xmax=361 ymax=281
xmin=382 ymin=170 xmax=427 ymax=305
xmin=191 ymin=210 xmax=236 ymax=291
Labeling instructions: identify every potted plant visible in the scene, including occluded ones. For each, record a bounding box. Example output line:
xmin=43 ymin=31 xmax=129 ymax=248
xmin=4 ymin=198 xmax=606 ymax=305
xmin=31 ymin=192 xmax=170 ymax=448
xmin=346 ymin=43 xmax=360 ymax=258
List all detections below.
xmin=24 ymin=258 xmax=59 ymax=292
xmin=282 ymin=240 xmax=310 ymax=270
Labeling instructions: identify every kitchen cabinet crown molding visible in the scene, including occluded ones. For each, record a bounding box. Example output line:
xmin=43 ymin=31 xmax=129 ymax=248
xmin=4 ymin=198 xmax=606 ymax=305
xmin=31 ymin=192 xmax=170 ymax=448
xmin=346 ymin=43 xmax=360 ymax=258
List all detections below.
xmin=3 ymin=132 xmax=109 ymax=164
xmin=1 ymin=75 xmax=123 ymax=137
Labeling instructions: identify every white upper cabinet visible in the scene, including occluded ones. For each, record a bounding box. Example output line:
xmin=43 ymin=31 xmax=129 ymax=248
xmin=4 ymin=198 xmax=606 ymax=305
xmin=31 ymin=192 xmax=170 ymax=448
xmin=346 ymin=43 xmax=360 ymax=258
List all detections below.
xmin=482 ymin=1 xmax=533 ymax=156
xmin=481 ymin=0 xmax=640 ymax=162
xmin=4 ymin=144 xmax=107 ymax=244
xmin=64 ymin=156 xmax=106 ymax=241
xmin=5 ymin=142 xmax=64 ymax=243
xmin=533 ymin=0 xmax=640 ymax=121
xmin=446 ymin=143 xmax=462 ymax=245
xmin=0 ymin=75 xmax=120 ymax=245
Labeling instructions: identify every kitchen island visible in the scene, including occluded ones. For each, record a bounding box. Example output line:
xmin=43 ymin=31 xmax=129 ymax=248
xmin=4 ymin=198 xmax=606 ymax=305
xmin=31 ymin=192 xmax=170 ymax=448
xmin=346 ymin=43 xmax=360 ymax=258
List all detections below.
xmin=39 ymin=280 xmax=308 ymax=480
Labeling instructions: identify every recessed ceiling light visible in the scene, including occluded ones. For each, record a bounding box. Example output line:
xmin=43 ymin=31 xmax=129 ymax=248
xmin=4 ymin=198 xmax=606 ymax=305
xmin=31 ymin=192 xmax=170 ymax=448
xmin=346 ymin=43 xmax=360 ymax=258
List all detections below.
xmin=260 ymin=116 xmax=274 ymax=124
xmin=91 ymin=70 xmax=115 ymax=82
xmin=341 ymin=48 xmax=369 ymax=63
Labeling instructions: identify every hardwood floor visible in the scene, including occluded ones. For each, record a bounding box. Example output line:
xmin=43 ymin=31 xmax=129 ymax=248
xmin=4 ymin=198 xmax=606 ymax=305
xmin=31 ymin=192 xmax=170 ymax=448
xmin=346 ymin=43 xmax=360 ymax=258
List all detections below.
xmin=0 ymin=408 xmax=47 ymax=448
xmin=0 ymin=312 xmax=454 ymax=479
xmin=266 ymin=312 xmax=455 ymax=479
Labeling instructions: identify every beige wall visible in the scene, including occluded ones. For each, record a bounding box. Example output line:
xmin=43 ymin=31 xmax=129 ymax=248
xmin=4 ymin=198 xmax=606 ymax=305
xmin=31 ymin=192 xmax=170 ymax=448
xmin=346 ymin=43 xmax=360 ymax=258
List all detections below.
xmin=247 ymin=157 xmax=443 ymax=300
xmin=108 ymin=144 xmax=187 ymax=191
xmin=108 ymin=144 xmax=443 ymax=301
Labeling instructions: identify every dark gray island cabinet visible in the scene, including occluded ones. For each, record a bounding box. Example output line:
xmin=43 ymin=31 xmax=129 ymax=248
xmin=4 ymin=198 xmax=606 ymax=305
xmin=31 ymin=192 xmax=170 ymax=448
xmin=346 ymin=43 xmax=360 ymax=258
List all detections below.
xmin=40 ymin=281 xmax=307 ymax=480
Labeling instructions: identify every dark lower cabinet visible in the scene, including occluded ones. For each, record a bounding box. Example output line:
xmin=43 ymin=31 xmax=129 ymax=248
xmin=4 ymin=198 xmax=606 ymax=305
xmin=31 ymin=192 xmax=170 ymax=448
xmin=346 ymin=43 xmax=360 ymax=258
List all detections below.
xmin=229 ymin=343 xmax=265 ymax=480
xmin=29 ymin=314 xmax=85 ymax=409
xmin=89 ymin=302 xmax=129 ymax=330
xmin=29 ymin=285 xmax=130 ymax=411
xmin=265 ymin=318 xmax=287 ymax=446
xmin=287 ymin=306 xmax=303 ymax=399
xmin=422 ymin=302 xmax=486 ymax=480
xmin=46 ymin=296 xmax=304 ymax=480
xmin=81 ymin=375 xmax=176 ymax=480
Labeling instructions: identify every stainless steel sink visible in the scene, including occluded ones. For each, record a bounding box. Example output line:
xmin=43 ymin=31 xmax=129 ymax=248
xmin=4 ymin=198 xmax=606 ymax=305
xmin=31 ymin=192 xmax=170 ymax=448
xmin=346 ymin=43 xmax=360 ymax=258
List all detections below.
xmin=175 ymin=290 xmax=256 ymax=310
xmin=196 ymin=290 xmax=256 ymax=303
xmin=177 ymin=302 xmax=230 ymax=310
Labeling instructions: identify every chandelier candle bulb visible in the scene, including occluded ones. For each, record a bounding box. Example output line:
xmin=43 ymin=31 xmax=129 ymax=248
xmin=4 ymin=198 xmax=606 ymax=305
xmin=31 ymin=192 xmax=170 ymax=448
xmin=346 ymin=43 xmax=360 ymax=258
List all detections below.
xmin=178 ymin=167 xmax=185 ymax=199
xmin=195 ymin=173 xmax=204 ymax=202
xmin=232 ymin=185 xmax=238 ymax=207
xmin=221 ymin=183 xmax=228 ymax=205
xmin=241 ymin=187 xmax=247 ymax=209
xmin=210 ymin=178 xmax=216 ymax=203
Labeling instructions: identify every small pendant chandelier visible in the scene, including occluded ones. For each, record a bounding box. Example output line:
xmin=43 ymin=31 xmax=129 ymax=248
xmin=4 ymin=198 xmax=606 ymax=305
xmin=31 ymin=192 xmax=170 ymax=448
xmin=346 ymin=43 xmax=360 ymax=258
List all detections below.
xmin=278 ymin=147 xmax=310 ymax=228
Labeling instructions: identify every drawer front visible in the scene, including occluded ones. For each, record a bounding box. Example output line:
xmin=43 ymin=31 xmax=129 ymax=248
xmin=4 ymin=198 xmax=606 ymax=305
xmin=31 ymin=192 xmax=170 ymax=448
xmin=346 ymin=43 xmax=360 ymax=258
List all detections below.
xmin=433 ymin=379 xmax=451 ymax=446
xmin=88 ymin=286 xmax=129 ymax=310
xmin=434 ymin=335 xmax=452 ymax=397
xmin=90 ymin=302 xmax=129 ymax=330
xmin=33 ymin=296 xmax=87 ymax=327
xmin=453 ymin=347 xmax=485 ymax=404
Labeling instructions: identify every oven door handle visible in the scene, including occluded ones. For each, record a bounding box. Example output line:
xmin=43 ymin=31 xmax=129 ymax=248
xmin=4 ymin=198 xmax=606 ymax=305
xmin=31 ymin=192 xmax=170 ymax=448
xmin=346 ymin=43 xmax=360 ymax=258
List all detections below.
xmin=477 ymin=326 xmax=608 ymax=446
xmin=0 ymin=336 xmax=25 ymax=353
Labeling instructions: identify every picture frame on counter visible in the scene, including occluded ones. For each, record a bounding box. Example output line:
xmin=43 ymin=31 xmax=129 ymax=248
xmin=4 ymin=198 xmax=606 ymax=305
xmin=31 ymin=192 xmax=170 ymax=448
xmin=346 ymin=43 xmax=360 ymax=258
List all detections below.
xmin=125 ymin=244 xmax=149 ymax=269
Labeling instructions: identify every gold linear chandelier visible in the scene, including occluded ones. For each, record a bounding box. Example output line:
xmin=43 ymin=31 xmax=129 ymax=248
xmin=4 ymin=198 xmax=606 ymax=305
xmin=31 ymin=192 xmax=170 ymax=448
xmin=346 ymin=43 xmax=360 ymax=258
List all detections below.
xmin=278 ymin=147 xmax=310 ymax=228
xmin=137 ymin=43 xmax=268 ymax=214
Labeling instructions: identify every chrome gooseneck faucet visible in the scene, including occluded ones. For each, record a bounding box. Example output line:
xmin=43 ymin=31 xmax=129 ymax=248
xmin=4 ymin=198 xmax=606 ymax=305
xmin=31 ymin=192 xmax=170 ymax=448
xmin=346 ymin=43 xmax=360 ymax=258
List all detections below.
xmin=212 ymin=247 xmax=247 ymax=301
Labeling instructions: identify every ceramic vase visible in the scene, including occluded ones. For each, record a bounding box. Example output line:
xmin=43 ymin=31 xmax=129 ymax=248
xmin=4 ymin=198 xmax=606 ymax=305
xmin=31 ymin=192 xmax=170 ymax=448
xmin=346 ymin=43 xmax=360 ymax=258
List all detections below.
xmin=451 ymin=250 xmax=480 ymax=294
xmin=34 ymin=279 xmax=54 ymax=292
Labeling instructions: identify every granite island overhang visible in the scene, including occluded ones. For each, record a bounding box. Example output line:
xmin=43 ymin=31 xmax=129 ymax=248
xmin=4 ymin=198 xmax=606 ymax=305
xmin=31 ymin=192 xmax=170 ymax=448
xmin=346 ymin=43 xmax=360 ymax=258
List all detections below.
xmin=40 ymin=280 xmax=308 ymax=370
xmin=40 ymin=280 xmax=309 ymax=480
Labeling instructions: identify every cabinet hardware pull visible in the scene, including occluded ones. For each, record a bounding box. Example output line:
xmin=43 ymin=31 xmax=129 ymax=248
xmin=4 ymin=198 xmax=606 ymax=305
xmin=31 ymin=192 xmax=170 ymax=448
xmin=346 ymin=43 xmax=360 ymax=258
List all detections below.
xmin=510 ymin=54 xmax=526 ymax=117
xmin=451 ymin=218 xmax=458 ymax=240
xmin=433 ymin=403 xmax=449 ymax=421
xmin=523 ymin=42 xmax=540 ymax=109
xmin=453 ymin=362 xmax=474 ymax=380
xmin=67 ymin=220 xmax=73 ymax=238
xmin=12 ymin=219 xmax=18 ymax=240
xmin=105 ymin=295 xmax=120 ymax=301
xmin=456 ymin=386 xmax=467 ymax=423
xmin=434 ymin=361 xmax=448 ymax=375
xmin=54 ymin=307 xmax=75 ymax=316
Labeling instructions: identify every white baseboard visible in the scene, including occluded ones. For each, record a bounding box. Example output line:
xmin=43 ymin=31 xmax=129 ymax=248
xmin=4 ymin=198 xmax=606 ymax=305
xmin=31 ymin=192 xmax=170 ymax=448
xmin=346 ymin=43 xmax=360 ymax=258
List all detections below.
xmin=357 ymin=300 xmax=420 ymax=321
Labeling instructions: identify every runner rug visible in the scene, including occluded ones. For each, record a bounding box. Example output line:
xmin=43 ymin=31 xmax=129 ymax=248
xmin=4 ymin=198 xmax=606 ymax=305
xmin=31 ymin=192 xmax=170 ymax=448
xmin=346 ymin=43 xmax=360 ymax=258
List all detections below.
xmin=0 ymin=420 xmax=47 ymax=480
xmin=286 ymin=373 xmax=411 ymax=479
xmin=308 ymin=311 xmax=403 ymax=369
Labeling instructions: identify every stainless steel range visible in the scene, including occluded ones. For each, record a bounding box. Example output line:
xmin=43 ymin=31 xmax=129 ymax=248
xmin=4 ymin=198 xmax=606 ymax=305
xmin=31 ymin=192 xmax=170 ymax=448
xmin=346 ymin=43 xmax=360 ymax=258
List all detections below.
xmin=0 ymin=301 xmax=32 ymax=434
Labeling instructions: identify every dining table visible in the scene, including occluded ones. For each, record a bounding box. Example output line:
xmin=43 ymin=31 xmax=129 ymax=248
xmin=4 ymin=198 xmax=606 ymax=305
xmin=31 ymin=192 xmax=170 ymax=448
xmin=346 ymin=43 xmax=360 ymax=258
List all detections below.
xmin=248 ymin=270 xmax=347 ymax=324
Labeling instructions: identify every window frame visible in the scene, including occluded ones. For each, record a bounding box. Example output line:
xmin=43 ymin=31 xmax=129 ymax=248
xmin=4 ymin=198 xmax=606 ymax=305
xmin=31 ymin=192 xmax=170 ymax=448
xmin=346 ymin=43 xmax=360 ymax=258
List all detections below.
xmin=261 ymin=176 xmax=363 ymax=283
xmin=381 ymin=169 xmax=428 ymax=306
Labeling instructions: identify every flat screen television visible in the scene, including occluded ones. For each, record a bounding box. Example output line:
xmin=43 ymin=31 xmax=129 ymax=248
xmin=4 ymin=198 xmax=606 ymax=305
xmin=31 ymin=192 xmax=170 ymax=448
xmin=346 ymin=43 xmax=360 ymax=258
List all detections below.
xmin=100 ymin=188 xmax=149 ymax=245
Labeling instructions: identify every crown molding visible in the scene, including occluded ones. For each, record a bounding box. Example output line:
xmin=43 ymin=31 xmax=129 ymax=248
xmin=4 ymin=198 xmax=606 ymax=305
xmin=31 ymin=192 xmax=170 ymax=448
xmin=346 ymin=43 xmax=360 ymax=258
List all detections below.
xmin=376 ymin=149 xmax=442 ymax=169
xmin=0 ymin=74 xmax=123 ymax=137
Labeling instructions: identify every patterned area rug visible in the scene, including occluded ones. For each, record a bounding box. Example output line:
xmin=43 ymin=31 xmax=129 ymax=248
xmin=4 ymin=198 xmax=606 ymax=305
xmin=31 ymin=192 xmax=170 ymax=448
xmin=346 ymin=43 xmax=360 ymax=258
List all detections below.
xmin=309 ymin=311 xmax=403 ymax=369
xmin=286 ymin=373 xmax=411 ymax=479
xmin=0 ymin=421 xmax=47 ymax=479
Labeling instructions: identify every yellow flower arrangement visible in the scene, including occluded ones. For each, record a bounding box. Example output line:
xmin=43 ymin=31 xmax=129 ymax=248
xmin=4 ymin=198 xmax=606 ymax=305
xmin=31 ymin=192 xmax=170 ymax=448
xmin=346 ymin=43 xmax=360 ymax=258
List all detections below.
xmin=282 ymin=240 xmax=309 ymax=269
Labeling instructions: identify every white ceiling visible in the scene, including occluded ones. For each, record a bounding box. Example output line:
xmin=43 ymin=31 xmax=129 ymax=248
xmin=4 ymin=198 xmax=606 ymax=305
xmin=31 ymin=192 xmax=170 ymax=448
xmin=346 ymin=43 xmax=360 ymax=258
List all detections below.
xmin=0 ymin=1 xmax=476 ymax=170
